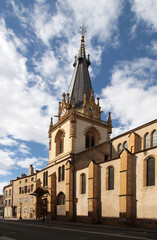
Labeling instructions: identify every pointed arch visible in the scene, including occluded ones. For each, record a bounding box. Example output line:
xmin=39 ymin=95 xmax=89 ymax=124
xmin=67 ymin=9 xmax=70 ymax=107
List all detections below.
xmin=84 ymin=126 xmax=100 ymax=149
xmin=151 ymin=130 xmax=157 ymax=147
xmin=55 ymin=129 xmax=65 ymax=156
xmin=106 ymin=165 xmax=114 ymax=190
xmin=144 ymin=132 xmax=150 ymax=149
xmin=57 ymin=192 xmax=65 ymax=205
xmin=80 ymin=173 xmax=86 ymax=194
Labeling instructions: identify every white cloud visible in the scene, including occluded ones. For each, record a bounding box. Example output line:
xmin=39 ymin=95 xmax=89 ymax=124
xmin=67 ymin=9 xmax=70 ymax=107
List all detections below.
xmin=0 ymin=137 xmax=18 ymax=146
xmin=0 ymin=150 xmax=15 ymax=175
xmin=17 ymin=157 xmax=48 ymax=169
xmin=131 ymin=0 xmax=157 ymax=31
xmin=0 ymin=181 xmax=9 ymax=194
xmin=100 ymin=58 xmax=157 ymax=136
xmin=0 ymin=18 xmax=58 ymax=145
xmin=18 ymin=143 xmax=31 ymax=155
xmin=147 ymin=41 xmax=157 ymax=55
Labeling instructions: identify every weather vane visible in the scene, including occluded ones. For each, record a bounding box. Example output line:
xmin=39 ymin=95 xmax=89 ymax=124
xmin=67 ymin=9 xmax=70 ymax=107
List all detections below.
xmin=80 ymin=22 xmax=86 ymax=36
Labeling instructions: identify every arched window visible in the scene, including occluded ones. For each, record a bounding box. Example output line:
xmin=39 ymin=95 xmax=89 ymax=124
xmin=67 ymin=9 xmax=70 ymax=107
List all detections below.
xmin=85 ymin=132 xmax=95 ymax=149
xmin=108 ymin=166 xmax=114 ymax=190
xmin=55 ymin=130 xmax=65 ymax=156
xmin=118 ymin=143 xmax=122 ymax=156
xmin=123 ymin=141 xmax=128 ymax=149
xmin=57 ymin=192 xmax=65 ymax=205
xmin=45 ymin=171 xmax=48 ymax=186
xmin=145 ymin=133 xmax=150 ymax=149
xmin=146 ymin=157 xmax=155 ymax=186
xmin=62 ymin=165 xmax=65 ymax=181
xmin=81 ymin=174 xmax=86 ymax=194
xmin=152 ymin=130 xmax=157 ymax=147
xmin=43 ymin=171 xmax=48 ymax=186
xmin=85 ymin=127 xmax=100 ymax=149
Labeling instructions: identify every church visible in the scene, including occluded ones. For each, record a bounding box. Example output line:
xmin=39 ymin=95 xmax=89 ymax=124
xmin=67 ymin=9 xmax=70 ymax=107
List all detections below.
xmin=3 ymin=31 xmax=157 ymax=225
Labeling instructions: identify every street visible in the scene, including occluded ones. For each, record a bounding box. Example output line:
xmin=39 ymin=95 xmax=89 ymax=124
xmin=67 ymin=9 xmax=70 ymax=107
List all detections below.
xmin=0 ymin=220 xmax=157 ymax=240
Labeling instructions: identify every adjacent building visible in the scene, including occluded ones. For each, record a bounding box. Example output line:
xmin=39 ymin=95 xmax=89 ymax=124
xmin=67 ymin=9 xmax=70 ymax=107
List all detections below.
xmin=3 ymin=32 xmax=157 ymax=224
xmin=0 ymin=194 xmax=3 ymax=218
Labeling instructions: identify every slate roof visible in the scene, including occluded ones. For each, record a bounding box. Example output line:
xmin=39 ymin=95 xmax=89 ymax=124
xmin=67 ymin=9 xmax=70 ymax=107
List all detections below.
xmin=68 ymin=35 xmax=92 ymax=108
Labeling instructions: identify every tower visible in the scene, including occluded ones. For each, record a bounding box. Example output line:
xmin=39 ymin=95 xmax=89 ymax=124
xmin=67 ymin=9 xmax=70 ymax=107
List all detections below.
xmin=48 ymin=27 xmax=112 ymax=167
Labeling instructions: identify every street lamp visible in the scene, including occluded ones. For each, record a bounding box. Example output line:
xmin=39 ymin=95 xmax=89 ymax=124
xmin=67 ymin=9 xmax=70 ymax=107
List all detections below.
xmin=19 ymin=202 xmax=22 ymax=220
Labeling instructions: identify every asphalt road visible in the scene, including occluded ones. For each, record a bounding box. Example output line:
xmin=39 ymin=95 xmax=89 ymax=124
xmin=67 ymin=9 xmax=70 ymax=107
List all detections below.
xmin=0 ymin=220 xmax=157 ymax=240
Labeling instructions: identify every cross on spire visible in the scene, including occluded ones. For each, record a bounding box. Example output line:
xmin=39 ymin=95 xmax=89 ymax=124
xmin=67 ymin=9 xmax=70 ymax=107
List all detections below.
xmin=80 ymin=22 xmax=86 ymax=36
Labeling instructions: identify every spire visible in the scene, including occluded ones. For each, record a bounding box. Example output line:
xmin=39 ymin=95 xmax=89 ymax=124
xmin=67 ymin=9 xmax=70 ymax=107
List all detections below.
xmin=68 ymin=23 xmax=92 ymax=108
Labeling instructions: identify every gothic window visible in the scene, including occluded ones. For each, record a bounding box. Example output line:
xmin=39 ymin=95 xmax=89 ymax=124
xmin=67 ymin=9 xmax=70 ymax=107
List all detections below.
xmin=80 ymin=173 xmax=86 ymax=194
xmin=145 ymin=133 xmax=150 ymax=149
xmin=85 ymin=127 xmax=100 ymax=149
xmin=43 ymin=171 xmax=48 ymax=186
xmin=46 ymin=171 xmax=48 ymax=186
xmin=118 ymin=143 xmax=122 ymax=156
xmin=58 ymin=166 xmax=65 ymax=182
xmin=55 ymin=130 xmax=65 ymax=156
xmin=152 ymin=130 xmax=157 ymax=147
xmin=58 ymin=167 xmax=62 ymax=182
xmin=123 ymin=141 xmax=128 ymax=149
xmin=108 ymin=166 xmax=114 ymax=190
xmin=62 ymin=165 xmax=65 ymax=181
xmin=57 ymin=192 xmax=65 ymax=205
xmin=146 ymin=157 xmax=155 ymax=186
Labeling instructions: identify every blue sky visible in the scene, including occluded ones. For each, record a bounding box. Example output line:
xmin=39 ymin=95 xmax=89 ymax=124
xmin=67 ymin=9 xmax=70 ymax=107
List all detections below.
xmin=0 ymin=0 xmax=157 ymax=193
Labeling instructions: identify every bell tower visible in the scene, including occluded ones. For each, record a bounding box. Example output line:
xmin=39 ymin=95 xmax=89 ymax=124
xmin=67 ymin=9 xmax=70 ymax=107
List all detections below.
xmin=48 ymin=25 xmax=112 ymax=166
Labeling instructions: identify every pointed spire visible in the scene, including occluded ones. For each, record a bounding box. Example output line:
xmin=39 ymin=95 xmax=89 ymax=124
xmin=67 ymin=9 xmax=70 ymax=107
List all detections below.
xmin=68 ymin=23 xmax=92 ymax=108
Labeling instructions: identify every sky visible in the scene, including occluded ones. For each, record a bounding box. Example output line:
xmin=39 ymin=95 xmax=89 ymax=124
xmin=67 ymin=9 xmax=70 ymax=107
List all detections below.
xmin=0 ymin=0 xmax=157 ymax=194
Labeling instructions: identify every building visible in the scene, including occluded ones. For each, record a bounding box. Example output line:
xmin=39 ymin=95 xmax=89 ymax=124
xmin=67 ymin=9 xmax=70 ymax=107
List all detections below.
xmin=0 ymin=194 xmax=3 ymax=218
xmin=3 ymin=165 xmax=36 ymax=219
xmin=3 ymin=31 xmax=157 ymax=225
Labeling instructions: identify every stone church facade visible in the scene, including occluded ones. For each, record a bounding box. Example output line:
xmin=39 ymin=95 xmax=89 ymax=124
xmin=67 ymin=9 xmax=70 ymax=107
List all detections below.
xmin=3 ymin=33 xmax=157 ymax=224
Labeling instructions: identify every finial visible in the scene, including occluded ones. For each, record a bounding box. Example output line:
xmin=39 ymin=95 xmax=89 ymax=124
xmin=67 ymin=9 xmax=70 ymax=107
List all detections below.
xmin=62 ymin=92 xmax=66 ymax=105
xmin=49 ymin=117 xmax=53 ymax=132
xmin=90 ymin=89 xmax=94 ymax=101
xmin=97 ymin=97 xmax=100 ymax=106
xmin=78 ymin=22 xmax=86 ymax=58
xmin=107 ymin=112 xmax=112 ymax=134
xmin=67 ymin=93 xmax=70 ymax=108
xmin=83 ymin=91 xmax=87 ymax=107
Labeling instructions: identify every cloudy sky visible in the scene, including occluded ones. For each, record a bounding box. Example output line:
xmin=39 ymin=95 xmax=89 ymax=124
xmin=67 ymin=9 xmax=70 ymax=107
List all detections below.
xmin=0 ymin=0 xmax=157 ymax=193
